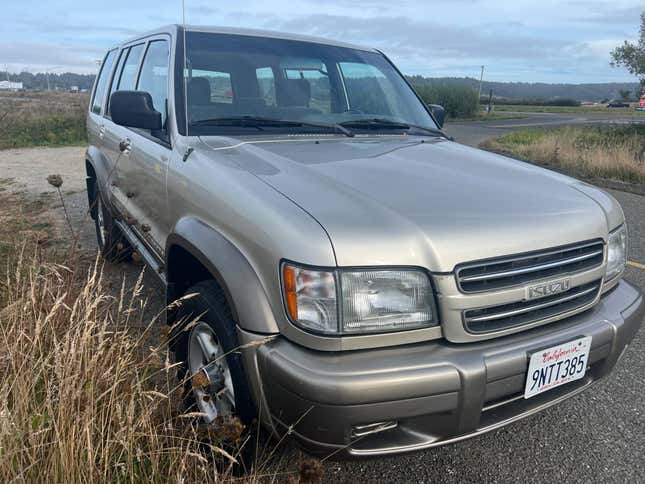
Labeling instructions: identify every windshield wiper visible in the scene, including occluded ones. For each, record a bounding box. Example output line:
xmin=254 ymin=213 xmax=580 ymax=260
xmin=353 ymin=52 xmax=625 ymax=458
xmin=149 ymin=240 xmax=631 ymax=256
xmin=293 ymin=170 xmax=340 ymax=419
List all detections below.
xmin=339 ymin=118 xmax=446 ymax=138
xmin=190 ymin=116 xmax=354 ymax=137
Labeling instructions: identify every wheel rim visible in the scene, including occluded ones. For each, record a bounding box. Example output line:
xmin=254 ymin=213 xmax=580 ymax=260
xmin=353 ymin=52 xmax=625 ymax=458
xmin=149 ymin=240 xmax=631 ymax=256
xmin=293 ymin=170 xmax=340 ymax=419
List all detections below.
xmin=96 ymin=196 xmax=107 ymax=247
xmin=188 ymin=322 xmax=235 ymax=422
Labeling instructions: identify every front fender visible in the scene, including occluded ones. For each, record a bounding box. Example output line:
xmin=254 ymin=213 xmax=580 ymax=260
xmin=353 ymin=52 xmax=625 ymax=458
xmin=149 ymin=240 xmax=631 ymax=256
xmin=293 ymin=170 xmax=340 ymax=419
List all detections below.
xmin=166 ymin=217 xmax=280 ymax=335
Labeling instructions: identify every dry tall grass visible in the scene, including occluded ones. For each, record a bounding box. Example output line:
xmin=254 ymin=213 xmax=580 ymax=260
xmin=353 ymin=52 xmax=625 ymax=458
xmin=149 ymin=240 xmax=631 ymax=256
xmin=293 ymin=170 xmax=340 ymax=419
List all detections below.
xmin=482 ymin=125 xmax=645 ymax=184
xmin=0 ymin=248 xmax=244 ymax=482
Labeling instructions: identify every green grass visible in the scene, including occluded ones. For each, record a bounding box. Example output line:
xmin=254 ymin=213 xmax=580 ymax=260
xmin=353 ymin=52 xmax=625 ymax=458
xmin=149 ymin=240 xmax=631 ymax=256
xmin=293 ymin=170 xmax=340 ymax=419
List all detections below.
xmin=447 ymin=111 xmax=528 ymax=122
xmin=0 ymin=114 xmax=87 ymax=149
xmin=481 ymin=125 xmax=645 ymax=184
xmin=493 ymin=104 xmax=645 ymax=115
xmin=0 ymin=92 xmax=88 ymax=149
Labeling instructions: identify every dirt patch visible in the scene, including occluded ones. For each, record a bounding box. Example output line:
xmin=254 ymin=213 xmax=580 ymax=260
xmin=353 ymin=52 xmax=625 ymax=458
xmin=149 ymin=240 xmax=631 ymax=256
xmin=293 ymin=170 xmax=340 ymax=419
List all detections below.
xmin=0 ymin=146 xmax=166 ymax=326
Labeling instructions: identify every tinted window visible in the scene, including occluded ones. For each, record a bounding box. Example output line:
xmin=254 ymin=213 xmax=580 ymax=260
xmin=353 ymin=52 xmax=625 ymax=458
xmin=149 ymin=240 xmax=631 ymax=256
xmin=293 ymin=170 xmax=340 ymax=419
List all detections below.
xmin=190 ymin=69 xmax=233 ymax=104
xmin=137 ymin=40 xmax=169 ymax=124
xmin=91 ymin=50 xmax=117 ymax=114
xmin=339 ymin=62 xmax=393 ymax=116
xmin=117 ymin=44 xmax=144 ymax=91
xmin=107 ymin=48 xmax=129 ymax=112
xmin=284 ymin=65 xmax=331 ymax=113
xmin=183 ymin=32 xmax=437 ymax=135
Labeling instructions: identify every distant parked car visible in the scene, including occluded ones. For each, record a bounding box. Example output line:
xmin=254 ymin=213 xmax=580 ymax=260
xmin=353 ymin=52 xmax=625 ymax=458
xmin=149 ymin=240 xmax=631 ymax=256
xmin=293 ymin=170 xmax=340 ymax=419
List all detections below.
xmin=636 ymin=94 xmax=645 ymax=111
xmin=607 ymin=100 xmax=629 ymax=108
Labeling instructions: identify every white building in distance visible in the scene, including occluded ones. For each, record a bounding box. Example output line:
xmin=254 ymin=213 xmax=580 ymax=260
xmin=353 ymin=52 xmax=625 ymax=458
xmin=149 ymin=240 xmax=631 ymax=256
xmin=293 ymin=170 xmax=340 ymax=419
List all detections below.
xmin=0 ymin=81 xmax=24 ymax=91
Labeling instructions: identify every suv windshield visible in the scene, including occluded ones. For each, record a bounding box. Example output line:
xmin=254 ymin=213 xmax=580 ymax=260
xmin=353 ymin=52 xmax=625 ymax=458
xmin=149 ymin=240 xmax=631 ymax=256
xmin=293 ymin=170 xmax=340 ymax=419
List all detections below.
xmin=181 ymin=32 xmax=439 ymax=136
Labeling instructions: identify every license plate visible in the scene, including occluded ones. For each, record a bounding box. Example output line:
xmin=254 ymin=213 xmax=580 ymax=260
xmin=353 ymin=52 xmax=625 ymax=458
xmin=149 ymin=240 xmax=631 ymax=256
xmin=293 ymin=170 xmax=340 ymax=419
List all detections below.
xmin=524 ymin=336 xmax=592 ymax=399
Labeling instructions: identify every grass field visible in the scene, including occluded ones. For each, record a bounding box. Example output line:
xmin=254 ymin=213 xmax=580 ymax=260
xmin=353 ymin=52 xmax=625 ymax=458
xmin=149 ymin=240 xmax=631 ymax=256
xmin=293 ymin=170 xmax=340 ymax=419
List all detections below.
xmin=0 ymin=92 xmax=88 ymax=149
xmin=481 ymin=125 xmax=645 ymax=184
xmin=493 ymin=104 xmax=645 ymax=115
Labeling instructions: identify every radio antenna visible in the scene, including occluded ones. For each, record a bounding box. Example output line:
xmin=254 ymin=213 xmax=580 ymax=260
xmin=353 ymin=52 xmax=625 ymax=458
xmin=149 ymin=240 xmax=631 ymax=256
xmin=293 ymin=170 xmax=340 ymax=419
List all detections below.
xmin=181 ymin=0 xmax=189 ymax=139
xmin=180 ymin=0 xmax=193 ymax=160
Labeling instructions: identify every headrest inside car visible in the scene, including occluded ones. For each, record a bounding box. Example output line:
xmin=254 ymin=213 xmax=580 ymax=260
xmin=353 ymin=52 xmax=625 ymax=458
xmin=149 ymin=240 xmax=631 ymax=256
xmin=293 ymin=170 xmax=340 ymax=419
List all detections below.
xmin=188 ymin=77 xmax=211 ymax=105
xmin=277 ymin=78 xmax=311 ymax=107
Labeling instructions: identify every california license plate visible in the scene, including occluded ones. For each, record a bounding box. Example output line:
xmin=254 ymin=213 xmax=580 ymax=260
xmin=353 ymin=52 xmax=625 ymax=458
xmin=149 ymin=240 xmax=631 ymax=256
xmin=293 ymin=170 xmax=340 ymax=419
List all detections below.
xmin=524 ymin=336 xmax=592 ymax=399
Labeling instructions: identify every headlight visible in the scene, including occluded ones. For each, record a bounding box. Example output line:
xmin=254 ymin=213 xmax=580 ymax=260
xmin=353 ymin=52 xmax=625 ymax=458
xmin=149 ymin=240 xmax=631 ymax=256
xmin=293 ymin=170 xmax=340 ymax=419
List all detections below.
xmin=606 ymin=224 xmax=627 ymax=281
xmin=282 ymin=263 xmax=437 ymax=335
xmin=282 ymin=264 xmax=338 ymax=334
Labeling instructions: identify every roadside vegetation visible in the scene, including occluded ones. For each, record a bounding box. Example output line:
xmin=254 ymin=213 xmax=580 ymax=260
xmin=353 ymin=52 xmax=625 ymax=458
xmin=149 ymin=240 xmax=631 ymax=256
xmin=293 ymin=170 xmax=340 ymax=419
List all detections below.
xmin=413 ymin=84 xmax=480 ymax=119
xmin=481 ymin=125 xmax=645 ymax=184
xmin=0 ymin=180 xmax=320 ymax=482
xmin=493 ymin=104 xmax=645 ymax=115
xmin=0 ymin=92 xmax=88 ymax=149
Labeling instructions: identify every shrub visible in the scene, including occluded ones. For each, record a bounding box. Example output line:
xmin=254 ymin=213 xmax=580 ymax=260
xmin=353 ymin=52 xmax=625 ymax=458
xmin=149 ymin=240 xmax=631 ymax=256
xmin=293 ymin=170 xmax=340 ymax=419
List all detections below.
xmin=490 ymin=98 xmax=581 ymax=107
xmin=482 ymin=125 xmax=645 ymax=184
xmin=413 ymin=84 xmax=479 ymax=119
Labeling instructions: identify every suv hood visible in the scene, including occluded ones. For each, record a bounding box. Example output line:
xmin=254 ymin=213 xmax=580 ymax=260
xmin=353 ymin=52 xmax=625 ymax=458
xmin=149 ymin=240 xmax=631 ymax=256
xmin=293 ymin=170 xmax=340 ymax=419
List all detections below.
xmin=200 ymin=136 xmax=614 ymax=271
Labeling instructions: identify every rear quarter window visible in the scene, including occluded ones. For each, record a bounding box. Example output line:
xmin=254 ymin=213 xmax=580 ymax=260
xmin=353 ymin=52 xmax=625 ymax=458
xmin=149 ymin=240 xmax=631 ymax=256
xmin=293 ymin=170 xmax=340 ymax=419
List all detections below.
xmin=91 ymin=50 xmax=117 ymax=115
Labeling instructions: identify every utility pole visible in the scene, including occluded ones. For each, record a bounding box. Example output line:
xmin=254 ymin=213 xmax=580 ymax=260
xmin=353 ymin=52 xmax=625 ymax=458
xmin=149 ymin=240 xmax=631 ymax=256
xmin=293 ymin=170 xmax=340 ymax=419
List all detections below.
xmin=478 ymin=65 xmax=485 ymax=102
xmin=4 ymin=65 xmax=9 ymax=82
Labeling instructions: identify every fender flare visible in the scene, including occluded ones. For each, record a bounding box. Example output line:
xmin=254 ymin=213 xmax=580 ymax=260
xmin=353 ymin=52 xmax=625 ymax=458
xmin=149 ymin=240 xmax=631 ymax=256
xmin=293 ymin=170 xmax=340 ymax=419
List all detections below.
xmin=84 ymin=150 xmax=99 ymax=219
xmin=165 ymin=217 xmax=280 ymax=335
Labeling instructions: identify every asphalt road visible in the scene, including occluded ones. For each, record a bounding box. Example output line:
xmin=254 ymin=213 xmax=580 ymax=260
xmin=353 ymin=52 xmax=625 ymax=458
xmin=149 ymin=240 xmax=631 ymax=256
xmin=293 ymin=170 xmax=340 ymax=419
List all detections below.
xmin=1 ymin=113 xmax=643 ymax=482
xmin=444 ymin=111 xmax=645 ymax=147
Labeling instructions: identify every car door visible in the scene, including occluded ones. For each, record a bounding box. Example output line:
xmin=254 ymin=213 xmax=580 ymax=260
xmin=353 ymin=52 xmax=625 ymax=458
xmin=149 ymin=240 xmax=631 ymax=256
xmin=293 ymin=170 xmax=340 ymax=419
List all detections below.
xmin=86 ymin=48 xmax=118 ymax=194
xmin=102 ymin=43 xmax=146 ymax=219
xmin=115 ymin=37 xmax=173 ymax=261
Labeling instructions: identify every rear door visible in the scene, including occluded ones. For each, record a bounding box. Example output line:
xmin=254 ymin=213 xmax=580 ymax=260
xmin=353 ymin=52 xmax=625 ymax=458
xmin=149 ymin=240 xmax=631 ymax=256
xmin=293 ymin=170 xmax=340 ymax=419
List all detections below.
xmin=87 ymin=49 xmax=118 ymax=190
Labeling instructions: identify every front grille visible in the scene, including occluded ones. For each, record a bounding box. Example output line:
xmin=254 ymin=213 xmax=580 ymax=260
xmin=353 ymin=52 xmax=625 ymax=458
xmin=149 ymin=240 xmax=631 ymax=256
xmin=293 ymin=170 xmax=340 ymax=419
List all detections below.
xmin=464 ymin=279 xmax=601 ymax=333
xmin=456 ymin=240 xmax=604 ymax=293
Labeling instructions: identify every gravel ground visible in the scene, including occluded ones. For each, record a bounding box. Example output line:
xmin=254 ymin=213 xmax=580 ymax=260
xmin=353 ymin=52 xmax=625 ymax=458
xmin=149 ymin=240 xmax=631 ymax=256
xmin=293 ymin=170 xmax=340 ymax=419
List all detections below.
xmin=1 ymin=143 xmax=643 ymax=483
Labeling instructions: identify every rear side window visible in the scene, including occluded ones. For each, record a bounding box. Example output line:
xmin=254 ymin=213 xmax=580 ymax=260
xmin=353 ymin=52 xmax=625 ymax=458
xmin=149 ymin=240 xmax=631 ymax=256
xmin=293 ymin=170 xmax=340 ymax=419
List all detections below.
xmin=256 ymin=67 xmax=276 ymax=106
xmin=91 ymin=50 xmax=117 ymax=115
xmin=117 ymin=44 xmax=145 ymax=91
xmin=190 ymin=69 xmax=233 ymax=104
xmin=107 ymin=48 xmax=129 ymax=111
xmin=137 ymin=40 xmax=170 ymax=124
xmin=284 ymin=64 xmax=331 ymax=113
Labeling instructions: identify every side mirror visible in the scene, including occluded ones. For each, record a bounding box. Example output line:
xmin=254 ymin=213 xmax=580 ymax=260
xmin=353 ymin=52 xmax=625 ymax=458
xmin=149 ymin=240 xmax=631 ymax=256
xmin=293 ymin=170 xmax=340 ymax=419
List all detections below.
xmin=110 ymin=91 xmax=162 ymax=130
xmin=428 ymin=104 xmax=446 ymax=128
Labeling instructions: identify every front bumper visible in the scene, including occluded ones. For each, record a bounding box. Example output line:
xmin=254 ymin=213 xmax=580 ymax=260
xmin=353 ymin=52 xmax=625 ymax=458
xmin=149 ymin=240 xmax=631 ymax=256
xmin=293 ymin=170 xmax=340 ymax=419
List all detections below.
xmin=245 ymin=279 xmax=643 ymax=458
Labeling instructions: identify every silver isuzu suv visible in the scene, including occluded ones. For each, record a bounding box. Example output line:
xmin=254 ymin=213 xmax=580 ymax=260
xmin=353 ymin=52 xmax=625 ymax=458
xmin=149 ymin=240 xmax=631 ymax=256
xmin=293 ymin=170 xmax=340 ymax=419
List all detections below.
xmin=86 ymin=25 xmax=644 ymax=457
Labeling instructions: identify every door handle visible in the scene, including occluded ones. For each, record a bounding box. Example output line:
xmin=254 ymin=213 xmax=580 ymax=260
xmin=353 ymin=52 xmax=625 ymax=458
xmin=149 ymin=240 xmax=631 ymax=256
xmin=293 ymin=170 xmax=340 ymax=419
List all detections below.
xmin=98 ymin=125 xmax=105 ymax=139
xmin=119 ymin=138 xmax=132 ymax=155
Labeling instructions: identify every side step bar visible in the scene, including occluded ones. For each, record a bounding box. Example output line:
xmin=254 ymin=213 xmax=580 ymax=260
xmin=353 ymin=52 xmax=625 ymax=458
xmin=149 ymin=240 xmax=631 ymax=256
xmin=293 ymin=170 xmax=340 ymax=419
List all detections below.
xmin=115 ymin=220 xmax=167 ymax=285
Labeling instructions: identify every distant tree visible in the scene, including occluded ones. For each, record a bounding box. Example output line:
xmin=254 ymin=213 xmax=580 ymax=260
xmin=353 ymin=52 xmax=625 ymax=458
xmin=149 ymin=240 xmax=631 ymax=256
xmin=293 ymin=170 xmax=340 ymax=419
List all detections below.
xmin=611 ymin=12 xmax=645 ymax=92
xmin=619 ymin=89 xmax=631 ymax=101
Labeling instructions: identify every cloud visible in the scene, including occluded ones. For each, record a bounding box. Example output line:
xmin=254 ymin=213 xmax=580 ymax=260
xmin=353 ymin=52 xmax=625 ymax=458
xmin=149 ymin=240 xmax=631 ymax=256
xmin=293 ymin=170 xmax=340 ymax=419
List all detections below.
xmin=2 ymin=41 xmax=105 ymax=73
xmin=0 ymin=0 xmax=642 ymax=82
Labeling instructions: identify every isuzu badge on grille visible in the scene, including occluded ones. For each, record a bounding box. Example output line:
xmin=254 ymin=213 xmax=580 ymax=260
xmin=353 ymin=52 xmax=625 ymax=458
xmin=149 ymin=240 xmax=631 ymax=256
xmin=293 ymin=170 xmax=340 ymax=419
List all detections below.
xmin=526 ymin=278 xmax=571 ymax=300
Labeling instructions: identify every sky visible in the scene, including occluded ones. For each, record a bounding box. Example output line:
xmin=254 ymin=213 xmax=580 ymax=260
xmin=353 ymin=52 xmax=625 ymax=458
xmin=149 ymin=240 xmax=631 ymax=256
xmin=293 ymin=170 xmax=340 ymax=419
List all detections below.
xmin=2 ymin=0 xmax=643 ymax=84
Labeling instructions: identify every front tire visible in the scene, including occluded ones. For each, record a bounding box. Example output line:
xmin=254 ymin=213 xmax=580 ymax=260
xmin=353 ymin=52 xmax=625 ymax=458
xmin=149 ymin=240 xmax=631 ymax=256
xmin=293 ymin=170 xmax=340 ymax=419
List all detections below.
xmin=174 ymin=280 xmax=257 ymax=425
